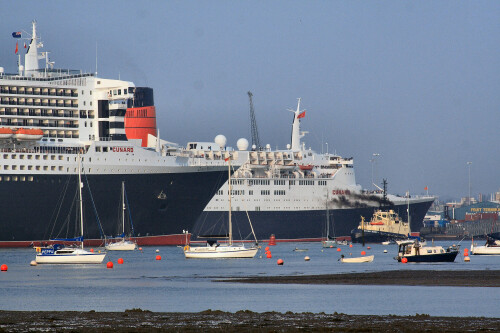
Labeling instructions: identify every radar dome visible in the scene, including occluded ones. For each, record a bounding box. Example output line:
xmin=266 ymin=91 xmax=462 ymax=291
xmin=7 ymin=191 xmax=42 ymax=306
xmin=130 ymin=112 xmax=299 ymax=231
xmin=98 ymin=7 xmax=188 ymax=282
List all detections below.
xmin=214 ymin=134 xmax=227 ymax=149
xmin=236 ymin=138 xmax=249 ymax=151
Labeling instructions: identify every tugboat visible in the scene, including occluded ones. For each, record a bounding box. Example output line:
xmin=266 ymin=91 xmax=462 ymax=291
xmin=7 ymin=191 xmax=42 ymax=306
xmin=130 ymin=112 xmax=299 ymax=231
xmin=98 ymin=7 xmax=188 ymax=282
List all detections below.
xmin=351 ymin=210 xmax=410 ymax=243
xmin=395 ymin=239 xmax=460 ymax=263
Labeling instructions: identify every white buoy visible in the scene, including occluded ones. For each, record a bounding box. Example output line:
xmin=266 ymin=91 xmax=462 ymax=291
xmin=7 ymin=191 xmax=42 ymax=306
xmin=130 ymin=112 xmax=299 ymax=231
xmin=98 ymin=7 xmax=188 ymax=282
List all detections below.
xmin=304 ymin=256 xmax=310 ymax=261
xmin=383 ymin=250 xmax=388 ymax=253
xmin=156 ymin=249 xmax=160 ymax=253
xmin=30 ymin=260 xmax=37 ymax=266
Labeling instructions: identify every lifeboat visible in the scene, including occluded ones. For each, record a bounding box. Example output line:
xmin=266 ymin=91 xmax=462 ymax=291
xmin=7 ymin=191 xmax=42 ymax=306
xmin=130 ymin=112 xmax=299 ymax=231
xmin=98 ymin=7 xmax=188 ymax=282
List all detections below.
xmin=299 ymin=164 xmax=314 ymax=171
xmin=15 ymin=128 xmax=44 ymax=141
xmin=370 ymin=222 xmax=384 ymax=225
xmin=0 ymin=128 xmax=14 ymax=140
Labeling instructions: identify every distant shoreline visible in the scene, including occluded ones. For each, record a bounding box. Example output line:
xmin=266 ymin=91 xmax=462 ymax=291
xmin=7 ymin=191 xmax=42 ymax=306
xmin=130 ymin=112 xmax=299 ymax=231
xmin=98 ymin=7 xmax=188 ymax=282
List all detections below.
xmin=219 ymin=270 xmax=500 ymax=287
xmin=1 ymin=310 xmax=499 ymax=331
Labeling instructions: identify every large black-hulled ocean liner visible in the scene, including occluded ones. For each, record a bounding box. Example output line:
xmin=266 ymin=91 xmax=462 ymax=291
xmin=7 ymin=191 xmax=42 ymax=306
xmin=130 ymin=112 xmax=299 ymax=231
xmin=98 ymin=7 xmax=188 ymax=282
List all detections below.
xmin=0 ymin=21 xmax=232 ymax=247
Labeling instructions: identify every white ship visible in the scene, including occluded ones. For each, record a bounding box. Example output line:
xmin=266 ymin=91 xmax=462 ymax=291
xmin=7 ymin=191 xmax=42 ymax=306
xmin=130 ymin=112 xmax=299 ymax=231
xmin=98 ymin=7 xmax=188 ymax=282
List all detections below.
xmin=194 ymin=99 xmax=435 ymax=241
xmin=0 ymin=21 xmax=244 ymax=247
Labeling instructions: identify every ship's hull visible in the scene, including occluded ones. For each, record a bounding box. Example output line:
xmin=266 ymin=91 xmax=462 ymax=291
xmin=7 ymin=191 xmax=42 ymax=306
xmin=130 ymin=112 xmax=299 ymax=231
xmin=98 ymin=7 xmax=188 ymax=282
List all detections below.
xmin=351 ymin=229 xmax=409 ymax=244
xmin=0 ymin=170 xmax=226 ymax=247
xmin=397 ymin=251 xmax=459 ymax=263
xmin=194 ymin=199 xmax=433 ymax=242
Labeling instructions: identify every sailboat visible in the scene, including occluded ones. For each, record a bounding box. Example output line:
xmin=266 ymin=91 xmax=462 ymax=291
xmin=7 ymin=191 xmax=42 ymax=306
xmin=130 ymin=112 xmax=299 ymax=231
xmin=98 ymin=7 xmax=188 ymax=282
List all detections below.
xmin=184 ymin=156 xmax=259 ymax=259
xmin=322 ymin=192 xmax=338 ymax=248
xmin=35 ymin=155 xmax=106 ymax=264
xmin=105 ymin=182 xmax=137 ymax=251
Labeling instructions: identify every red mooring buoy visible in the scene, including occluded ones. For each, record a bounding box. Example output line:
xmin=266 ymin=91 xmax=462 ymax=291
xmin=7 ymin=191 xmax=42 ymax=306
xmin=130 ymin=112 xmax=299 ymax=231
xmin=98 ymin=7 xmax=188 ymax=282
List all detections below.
xmin=277 ymin=259 xmax=284 ymax=265
xmin=106 ymin=261 xmax=113 ymax=269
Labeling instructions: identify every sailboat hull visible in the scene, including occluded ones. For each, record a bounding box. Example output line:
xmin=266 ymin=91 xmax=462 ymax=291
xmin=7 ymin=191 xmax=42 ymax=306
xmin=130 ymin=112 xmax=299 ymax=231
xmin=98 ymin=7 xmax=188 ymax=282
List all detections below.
xmin=35 ymin=249 xmax=106 ymax=264
xmin=105 ymin=240 xmax=137 ymax=251
xmin=184 ymin=245 xmax=258 ymax=259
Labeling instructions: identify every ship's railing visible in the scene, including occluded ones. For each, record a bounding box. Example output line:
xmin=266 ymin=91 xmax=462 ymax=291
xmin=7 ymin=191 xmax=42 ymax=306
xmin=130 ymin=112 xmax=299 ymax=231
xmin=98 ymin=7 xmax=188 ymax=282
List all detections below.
xmin=0 ymin=145 xmax=87 ymax=155
xmin=0 ymin=72 xmax=94 ymax=82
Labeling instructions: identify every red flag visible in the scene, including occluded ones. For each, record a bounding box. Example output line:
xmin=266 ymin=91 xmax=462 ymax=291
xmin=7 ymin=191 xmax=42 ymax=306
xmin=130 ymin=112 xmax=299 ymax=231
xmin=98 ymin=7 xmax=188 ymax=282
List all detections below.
xmin=15 ymin=42 xmax=18 ymax=54
xmin=424 ymin=186 xmax=428 ymax=191
xmin=297 ymin=111 xmax=306 ymax=119
xmin=24 ymin=42 xmax=26 ymax=49
xmin=224 ymin=157 xmax=230 ymax=162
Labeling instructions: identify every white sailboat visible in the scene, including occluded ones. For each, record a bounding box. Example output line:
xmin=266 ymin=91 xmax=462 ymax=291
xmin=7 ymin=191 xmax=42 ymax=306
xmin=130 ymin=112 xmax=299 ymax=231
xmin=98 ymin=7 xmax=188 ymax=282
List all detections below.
xmin=35 ymin=155 xmax=106 ymax=264
xmin=322 ymin=192 xmax=338 ymax=248
xmin=184 ymin=157 xmax=258 ymax=259
xmin=105 ymin=182 xmax=137 ymax=251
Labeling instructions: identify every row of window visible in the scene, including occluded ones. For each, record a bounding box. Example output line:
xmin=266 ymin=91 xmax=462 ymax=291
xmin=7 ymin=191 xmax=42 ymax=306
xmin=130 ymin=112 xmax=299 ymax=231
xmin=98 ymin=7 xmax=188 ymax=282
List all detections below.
xmin=0 ymin=97 xmax=79 ymax=108
xmin=0 ymin=175 xmax=34 ymax=182
xmin=0 ymin=85 xmax=78 ymax=97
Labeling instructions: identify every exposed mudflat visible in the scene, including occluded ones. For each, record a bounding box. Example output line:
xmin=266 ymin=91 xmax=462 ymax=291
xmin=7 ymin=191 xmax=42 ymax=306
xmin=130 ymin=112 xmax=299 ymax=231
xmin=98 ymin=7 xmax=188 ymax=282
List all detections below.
xmin=221 ymin=269 xmax=500 ymax=287
xmin=1 ymin=310 xmax=500 ymax=332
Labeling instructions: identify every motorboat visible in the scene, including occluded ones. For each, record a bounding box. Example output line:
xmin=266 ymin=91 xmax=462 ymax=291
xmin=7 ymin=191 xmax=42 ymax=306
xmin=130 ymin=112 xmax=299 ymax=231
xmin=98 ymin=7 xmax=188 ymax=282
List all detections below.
xmin=395 ymin=239 xmax=459 ymax=263
xmin=470 ymin=236 xmax=500 ymax=255
xmin=340 ymin=254 xmax=374 ymax=263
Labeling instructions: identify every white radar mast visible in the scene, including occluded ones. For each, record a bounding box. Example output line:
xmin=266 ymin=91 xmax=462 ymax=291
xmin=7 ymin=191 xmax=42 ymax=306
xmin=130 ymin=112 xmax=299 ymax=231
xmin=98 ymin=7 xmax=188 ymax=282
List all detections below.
xmin=289 ymin=98 xmax=307 ymax=151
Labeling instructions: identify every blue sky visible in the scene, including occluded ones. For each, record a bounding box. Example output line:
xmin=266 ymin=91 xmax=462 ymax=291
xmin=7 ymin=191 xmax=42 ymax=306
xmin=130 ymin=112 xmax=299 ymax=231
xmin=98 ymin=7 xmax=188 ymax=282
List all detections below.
xmin=1 ymin=1 xmax=499 ymax=200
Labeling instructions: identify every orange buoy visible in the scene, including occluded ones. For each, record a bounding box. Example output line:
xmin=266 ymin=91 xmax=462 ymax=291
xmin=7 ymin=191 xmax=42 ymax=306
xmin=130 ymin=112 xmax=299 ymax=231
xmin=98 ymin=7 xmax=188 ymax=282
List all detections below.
xmin=117 ymin=258 xmax=124 ymax=264
xmin=0 ymin=264 xmax=7 ymax=272
xmin=265 ymin=246 xmax=270 ymax=251
xmin=90 ymin=248 xmax=94 ymax=253
xmin=330 ymin=245 xmax=333 ymax=248
xmin=361 ymin=251 xmax=366 ymax=256
xmin=349 ymin=244 xmax=353 ymax=248
xmin=401 ymin=257 xmax=408 ymax=263
xmin=106 ymin=261 xmax=113 ymax=269
xmin=367 ymin=246 xmax=371 ymax=250
xmin=464 ymin=256 xmax=470 ymax=262
xmin=268 ymin=234 xmax=276 ymax=246
xmin=336 ymin=248 xmax=341 ymax=252
xmin=156 ymin=255 xmax=161 ymax=260
xmin=277 ymin=259 xmax=284 ymax=265
xmin=138 ymin=247 xmax=143 ymax=251
xmin=464 ymin=248 xmax=469 ymax=254
xmin=266 ymin=253 xmax=272 ymax=259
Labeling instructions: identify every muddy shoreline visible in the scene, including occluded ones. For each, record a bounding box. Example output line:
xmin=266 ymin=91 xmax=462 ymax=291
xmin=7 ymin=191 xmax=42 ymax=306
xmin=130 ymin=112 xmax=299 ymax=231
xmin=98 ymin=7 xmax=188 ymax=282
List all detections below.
xmin=220 ymin=269 xmax=500 ymax=287
xmin=1 ymin=310 xmax=500 ymax=332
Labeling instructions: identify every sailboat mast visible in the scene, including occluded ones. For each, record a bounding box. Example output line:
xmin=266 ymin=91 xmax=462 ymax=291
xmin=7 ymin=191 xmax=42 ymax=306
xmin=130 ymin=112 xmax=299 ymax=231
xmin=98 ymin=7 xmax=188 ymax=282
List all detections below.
xmin=78 ymin=154 xmax=84 ymax=249
xmin=326 ymin=191 xmax=330 ymax=238
xmin=228 ymin=156 xmax=232 ymax=246
xmin=122 ymin=181 xmax=125 ymax=236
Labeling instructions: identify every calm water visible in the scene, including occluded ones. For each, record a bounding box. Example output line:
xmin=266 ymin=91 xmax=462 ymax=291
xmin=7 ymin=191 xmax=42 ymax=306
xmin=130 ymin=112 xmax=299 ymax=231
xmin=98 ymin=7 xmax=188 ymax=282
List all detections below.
xmin=1 ymin=241 xmax=500 ymax=317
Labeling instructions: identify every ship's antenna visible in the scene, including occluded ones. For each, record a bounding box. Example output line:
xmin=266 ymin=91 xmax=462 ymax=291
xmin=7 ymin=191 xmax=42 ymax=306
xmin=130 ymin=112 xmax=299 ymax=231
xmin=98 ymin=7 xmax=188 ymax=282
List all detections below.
xmin=95 ymin=42 xmax=98 ymax=75
xmin=247 ymin=91 xmax=261 ymax=150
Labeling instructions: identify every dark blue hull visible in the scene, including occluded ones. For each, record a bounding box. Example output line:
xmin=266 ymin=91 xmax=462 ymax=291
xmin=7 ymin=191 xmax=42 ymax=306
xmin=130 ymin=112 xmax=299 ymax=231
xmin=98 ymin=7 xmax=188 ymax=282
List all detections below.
xmin=397 ymin=251 xmax=459 ymax=262
xmin=194 ymin=199 xmax=434 ymax=241
xmin=351 ymin=230 xmax=407 ymax=243
xmin=0 ymin=170 xmax=227 ymax=244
